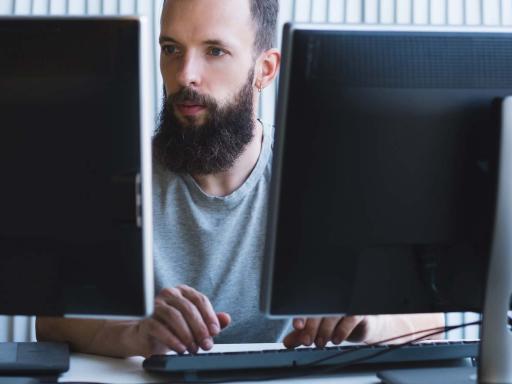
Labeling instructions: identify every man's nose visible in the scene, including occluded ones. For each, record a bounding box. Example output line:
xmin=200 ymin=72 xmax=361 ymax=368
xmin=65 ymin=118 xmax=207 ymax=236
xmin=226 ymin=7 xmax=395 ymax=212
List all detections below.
xmin=176 ymin=53 xmax=202 ymax=88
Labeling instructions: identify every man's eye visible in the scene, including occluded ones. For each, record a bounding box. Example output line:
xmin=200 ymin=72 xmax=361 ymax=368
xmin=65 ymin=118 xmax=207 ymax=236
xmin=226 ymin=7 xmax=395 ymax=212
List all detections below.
xmin=208 ymin=47 xmax=225 ymax=57
xmin=162 ymin=45 xmax=180 ymax=55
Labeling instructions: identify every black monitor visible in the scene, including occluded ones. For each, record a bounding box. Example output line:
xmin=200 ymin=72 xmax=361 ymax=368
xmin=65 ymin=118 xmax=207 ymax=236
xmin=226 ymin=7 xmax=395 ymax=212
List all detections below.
xmin=0 ymin=17 xmax=154 ymax=376
xmin=262 ymin=24 xmax=512 ymax=383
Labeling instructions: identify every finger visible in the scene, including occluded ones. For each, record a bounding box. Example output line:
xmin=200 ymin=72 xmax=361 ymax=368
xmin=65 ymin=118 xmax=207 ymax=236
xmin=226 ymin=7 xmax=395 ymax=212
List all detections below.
xmin=332 ymin=316 xmax=365 ymax=344
xmin=162 ymin=288 xmax=213 ymax=351
xmin=217 ymin=312 xmax=231 ymax=329
xmin=153 ymin=300 xmax=198 ymax=353
xmin=178 ymin=285 xmax=221 ymax=336
xmin=292 ymin=317 xmax=306 ymax=330
xmin=283 ymin=329 xmax=303 ymax=348
xmin=346 ymin=316 xmax=370 ymax=342
xmin=143 ymin=317 xmax=187 ymax=356
xmin=315 ymin=317 xmax=342 ymax=348
xmin=300 ymin=318 xmax=322 ymax=346
xmin=283 ymin=318 xmax=310 ymax=348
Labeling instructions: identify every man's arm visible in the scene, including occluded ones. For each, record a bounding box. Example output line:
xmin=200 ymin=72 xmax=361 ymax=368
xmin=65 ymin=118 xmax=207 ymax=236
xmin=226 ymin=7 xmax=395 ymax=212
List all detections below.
xmin=362 ymin=313 xmax=446 ymax=344
xmin=283 ymin=313 xmax=445 ymax=348
xmin=36 ymin=318 xmax=151 ymax=358
xmin=37 ymin=285 xmax=231 ymax=358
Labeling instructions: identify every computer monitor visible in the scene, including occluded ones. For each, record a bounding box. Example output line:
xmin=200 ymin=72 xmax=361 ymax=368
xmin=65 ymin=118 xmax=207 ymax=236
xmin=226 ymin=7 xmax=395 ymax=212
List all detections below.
xmin=262 ymin=24 xmax=512 ymax=383
xmin=0 ymin=16 xmax=154 ymax=375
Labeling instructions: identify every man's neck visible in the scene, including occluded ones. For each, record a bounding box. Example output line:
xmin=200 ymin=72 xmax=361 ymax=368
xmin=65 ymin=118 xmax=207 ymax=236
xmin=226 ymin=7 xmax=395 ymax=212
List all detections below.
xmin=191 ymin=119 xmax=264 ymax=197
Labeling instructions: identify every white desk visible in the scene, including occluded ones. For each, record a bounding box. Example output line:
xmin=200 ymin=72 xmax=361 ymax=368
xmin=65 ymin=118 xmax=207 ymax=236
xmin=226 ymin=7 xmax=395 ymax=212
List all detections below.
xmin=59 ymin=343 xmax=380 ymax=383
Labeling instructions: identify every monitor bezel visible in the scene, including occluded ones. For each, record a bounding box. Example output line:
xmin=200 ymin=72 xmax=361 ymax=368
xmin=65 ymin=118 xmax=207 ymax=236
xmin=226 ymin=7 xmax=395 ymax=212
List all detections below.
xmin=0 ymin=16 xmax=155 ymax=319
xmin=261 ymin=23 xmax=512 ymax=318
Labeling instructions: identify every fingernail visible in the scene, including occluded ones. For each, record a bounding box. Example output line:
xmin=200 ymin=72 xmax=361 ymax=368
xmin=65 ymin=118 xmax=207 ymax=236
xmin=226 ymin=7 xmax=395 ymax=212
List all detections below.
xmin=210 ymin=323 xmax=220 ymax=335
xmin=332 ymin=337 xmax=341 ymax=345
xmin=189 ymin=342 xmax=198 ymax=354
xmin=316 ymin=337 xmax=325 ymax=348
xmin=201 ymin=337 xmax=213 ymax=350
xmin=303 ymin=335 xmax=312 ymax=346
xmin=176 ymin=344 xmax=187 ymax=354
xmin=295 ymin=319 xmax=304 ymax=328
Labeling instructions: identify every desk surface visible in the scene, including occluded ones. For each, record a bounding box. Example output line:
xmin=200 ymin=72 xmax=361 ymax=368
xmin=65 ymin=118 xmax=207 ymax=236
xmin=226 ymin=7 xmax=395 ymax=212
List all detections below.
xmin=59 ymin=343 xmax=380 ymax=384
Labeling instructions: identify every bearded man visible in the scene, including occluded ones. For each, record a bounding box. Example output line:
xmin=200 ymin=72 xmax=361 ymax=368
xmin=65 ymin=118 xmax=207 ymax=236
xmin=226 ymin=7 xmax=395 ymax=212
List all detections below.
xmin=37 ymin=0 xmax=444 ymax=357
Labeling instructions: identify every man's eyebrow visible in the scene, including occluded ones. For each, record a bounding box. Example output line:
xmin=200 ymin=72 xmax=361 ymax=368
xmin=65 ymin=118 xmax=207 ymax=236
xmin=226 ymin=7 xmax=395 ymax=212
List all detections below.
xmin=203 ymin=39 xmax=231 ymax=47
xmin=159 ymin=36 xmax=179 ymax=45
xmin=158 ymin=36 xmax=234 ymax=48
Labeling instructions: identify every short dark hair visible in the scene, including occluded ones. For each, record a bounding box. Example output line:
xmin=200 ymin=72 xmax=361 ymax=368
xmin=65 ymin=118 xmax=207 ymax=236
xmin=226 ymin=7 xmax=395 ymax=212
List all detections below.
xmin=163 ymin=0 xmax=279 ymax=53
xmin=249 ymin=0 xmax=279 ymax=53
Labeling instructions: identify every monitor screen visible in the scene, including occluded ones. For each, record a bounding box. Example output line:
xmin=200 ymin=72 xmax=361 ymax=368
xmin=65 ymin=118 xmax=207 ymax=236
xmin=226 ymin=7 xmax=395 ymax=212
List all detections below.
xmin=0 ymin=18 xmax=153 ymax=317
xmin=262 ymin=25 xmax=511 ymax=316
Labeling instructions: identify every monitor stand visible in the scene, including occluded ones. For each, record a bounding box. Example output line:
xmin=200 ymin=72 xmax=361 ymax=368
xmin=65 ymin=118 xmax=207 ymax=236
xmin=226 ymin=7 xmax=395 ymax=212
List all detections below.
xmin=378 ymin=366 xmax=477 ymax=384
xmin=378 ymin=97 xmax=512 ymax=384
xmin=477 ymin=97 xmax=512 ymax=383
xmin=0 ymin=342 xmax=69 ymax=379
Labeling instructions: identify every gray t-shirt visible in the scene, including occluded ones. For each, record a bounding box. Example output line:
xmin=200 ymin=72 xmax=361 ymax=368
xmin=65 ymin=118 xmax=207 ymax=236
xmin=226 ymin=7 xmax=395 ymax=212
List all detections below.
xmin=152 ymin=121 xmax=291 ymax=343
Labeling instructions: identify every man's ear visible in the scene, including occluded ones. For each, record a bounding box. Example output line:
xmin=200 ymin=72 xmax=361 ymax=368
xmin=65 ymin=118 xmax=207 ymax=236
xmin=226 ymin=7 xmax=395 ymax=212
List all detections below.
xmin=255 ymin=48 xmax=281 ymax=91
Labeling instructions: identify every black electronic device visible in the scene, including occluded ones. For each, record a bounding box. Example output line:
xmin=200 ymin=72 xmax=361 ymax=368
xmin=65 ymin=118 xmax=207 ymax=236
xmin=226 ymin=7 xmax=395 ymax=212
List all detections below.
xmin=261 ymin=24 xmax=512 ymax=383
xmin=0 ymin=17 xmax=154 ymax=378
xmin=143 ymin=340 xmax=478 ymax=378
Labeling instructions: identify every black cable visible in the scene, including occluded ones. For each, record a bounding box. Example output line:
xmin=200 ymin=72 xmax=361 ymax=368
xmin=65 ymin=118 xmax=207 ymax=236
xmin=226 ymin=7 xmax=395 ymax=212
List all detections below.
xmin=140 ymin=320 xmax=482 ymax=384
xmin=298 ymin=320 xmax=482 ymax=376
xmin=295 ymin=322 xmax=479 ymax=370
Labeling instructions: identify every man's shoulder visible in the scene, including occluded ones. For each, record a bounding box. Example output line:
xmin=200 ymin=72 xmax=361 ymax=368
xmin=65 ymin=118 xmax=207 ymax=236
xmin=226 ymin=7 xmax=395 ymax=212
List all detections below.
xmin=152 ymin=157 xmax=182 ymax=190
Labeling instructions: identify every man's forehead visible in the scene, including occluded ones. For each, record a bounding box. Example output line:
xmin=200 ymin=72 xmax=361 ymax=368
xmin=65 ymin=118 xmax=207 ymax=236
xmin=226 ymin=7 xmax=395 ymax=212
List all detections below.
xmin=160 ymin=0 xmax=255 ymax=47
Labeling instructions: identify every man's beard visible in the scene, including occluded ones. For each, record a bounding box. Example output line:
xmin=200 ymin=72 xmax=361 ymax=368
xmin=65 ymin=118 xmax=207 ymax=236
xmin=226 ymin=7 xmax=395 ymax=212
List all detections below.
xmin=153 ymin=73 xmax=255 ymax=175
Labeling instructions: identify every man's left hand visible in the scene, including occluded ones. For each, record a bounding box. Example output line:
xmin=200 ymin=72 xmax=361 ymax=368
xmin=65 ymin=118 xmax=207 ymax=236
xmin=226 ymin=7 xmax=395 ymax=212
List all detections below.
xmin=283 ymin=316 xmax=370 ymax=348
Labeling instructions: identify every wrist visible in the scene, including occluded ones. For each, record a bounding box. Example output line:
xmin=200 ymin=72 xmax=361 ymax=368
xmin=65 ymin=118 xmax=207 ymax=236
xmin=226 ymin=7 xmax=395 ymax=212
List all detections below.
xmin=116 ymin=321 xmax=144 ymax=357
xmin=86 ymin=320 xmax=141 ymax=357
xmin=363 ymin=315 xmax=386 ymax=344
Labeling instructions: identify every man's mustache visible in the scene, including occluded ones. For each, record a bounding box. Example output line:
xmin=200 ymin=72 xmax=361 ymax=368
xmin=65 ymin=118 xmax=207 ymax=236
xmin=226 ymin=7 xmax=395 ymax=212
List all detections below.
xmin=166 ymin=88 xmax=216 ymax=109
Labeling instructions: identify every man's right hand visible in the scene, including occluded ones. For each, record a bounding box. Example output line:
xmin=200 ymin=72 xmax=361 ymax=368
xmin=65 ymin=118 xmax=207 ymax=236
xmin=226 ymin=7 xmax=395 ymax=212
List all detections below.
xmin=134 ymin=285 xmax=231 ymax=357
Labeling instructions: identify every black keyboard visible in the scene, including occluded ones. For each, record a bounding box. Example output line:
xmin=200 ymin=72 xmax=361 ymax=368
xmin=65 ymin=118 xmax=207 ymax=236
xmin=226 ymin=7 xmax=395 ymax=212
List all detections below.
xmin=143 ymin=340 xmax=478 ymax=375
